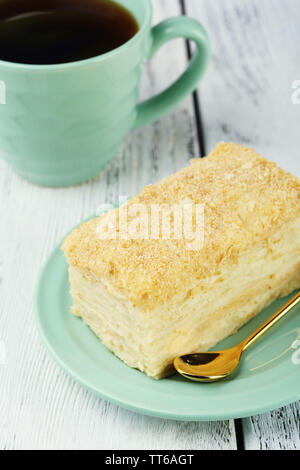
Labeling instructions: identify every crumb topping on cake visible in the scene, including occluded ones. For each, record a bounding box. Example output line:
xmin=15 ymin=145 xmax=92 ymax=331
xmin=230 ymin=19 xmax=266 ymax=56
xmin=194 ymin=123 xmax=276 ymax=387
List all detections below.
xmin=62 ymin=143 xmax=300 ymax=310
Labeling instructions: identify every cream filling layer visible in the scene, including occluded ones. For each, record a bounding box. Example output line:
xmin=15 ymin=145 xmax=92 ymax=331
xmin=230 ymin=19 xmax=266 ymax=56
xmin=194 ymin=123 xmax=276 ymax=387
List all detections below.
xmin=68 ymin=217 xmax=300 ymax=378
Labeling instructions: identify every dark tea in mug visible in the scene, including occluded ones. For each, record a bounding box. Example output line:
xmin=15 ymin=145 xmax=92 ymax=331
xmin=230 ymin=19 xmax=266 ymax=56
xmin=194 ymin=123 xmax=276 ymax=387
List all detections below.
xmin=0 ymin=0 xmax=139 ymax=65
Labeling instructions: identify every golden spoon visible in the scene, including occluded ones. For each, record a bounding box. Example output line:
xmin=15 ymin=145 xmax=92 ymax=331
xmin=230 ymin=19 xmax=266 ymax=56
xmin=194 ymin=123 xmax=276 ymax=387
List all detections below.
xmin=174 ymin=291 xmax=300 ymax=383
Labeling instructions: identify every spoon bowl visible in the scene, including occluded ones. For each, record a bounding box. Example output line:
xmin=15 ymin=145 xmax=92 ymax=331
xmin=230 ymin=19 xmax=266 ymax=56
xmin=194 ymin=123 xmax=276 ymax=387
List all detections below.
xmin=174 ymin=291 xmax=300 ymax=383
xmin=174 ymin=345 xmax=243 ymax=382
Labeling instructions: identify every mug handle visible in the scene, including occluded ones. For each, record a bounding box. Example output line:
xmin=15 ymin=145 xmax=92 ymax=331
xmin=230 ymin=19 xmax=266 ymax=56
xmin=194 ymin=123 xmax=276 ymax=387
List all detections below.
xmin=133 ymin=17 xmax=211 ymax=129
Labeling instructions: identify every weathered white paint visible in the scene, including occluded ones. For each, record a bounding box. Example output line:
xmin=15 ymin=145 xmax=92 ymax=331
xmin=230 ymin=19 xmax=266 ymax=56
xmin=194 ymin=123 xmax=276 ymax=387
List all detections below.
xmin=0 ymin=0 xmax=237 ymax=451
xmin=186 ymin=0 xmax=300 ymax=450
xmin=1 ymin=0 xmax=298 ymax=451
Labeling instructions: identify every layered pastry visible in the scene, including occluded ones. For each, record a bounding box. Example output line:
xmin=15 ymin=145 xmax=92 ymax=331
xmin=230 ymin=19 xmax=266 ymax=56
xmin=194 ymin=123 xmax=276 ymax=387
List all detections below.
xmin=62 ymin=143 xmax=300 ymax=379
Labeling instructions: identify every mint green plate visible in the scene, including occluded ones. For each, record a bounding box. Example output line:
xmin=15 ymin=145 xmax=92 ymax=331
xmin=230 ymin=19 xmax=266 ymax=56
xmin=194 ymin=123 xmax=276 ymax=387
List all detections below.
xmin=34 ymin=234 xmax=300 ymax=421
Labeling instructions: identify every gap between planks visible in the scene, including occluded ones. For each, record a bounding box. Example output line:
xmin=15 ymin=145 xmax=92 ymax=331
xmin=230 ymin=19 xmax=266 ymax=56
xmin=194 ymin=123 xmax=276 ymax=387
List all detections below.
xmin=180 ymin=0 xmax=245 ymax=450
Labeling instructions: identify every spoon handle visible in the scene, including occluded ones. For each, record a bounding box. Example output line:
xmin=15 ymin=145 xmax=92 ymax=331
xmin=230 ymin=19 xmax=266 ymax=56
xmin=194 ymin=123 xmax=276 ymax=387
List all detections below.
xmin=242 ymin=291 xmax=300 ymax=352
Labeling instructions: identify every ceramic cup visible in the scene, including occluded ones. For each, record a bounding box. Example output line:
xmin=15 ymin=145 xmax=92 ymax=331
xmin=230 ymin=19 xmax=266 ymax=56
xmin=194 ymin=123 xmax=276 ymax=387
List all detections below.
xmin=0 ymin=0 xmax=210 ymax=186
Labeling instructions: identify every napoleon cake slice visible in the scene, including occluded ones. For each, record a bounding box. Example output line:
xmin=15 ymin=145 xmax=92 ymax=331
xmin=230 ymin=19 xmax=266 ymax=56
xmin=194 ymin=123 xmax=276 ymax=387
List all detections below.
xmin=62 ymin=143 xmax=300 ymax=379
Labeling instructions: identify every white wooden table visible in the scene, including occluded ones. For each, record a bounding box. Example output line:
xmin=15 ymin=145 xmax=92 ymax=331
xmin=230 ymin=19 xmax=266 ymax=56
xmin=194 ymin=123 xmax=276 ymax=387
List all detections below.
xmin=0 ymin=0 xmax=299 ymax=450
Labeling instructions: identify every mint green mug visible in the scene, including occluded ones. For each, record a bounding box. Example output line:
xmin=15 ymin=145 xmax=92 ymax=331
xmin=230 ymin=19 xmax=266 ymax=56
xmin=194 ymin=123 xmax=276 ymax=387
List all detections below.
xmin=0 ymin=0 xmax=210 ymax=187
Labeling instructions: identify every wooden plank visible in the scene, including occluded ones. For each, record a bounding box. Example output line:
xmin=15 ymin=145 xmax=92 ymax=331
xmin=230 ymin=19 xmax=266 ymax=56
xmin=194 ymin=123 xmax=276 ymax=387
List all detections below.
xmin=185 ymin=0 xmax=300 ymax=177
xmin=243 ymin=404 xmax=300 ymax=450
xmin=0 ymin=0 xmax=236 ymax=450
xmin=185 ymin=0 xmax=300 ymax=450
